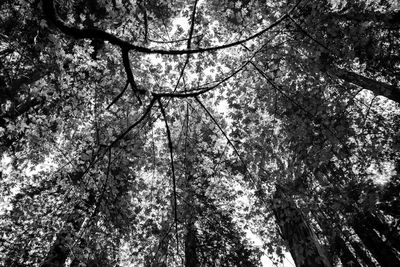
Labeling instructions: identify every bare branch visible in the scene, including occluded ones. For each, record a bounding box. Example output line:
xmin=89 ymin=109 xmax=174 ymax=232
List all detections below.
xmin=106 ymin=80 xmax=129 ymax=110
xmin=108 ymin=97 xmax=156 ymax=148
xmin=153 ymin=60 xmax=251 ymax=98
xmin=42 ymin=0 xmax=301 ymax=55
xmin=138 ymin=0 xmax=148 ymax=43
xmin=148 ymin=35 xmax=203 ymax=44
xmin=194 ymin=97 xmax=256 ymax=183
xmin=187 ymin=0 xmax=199 ymax=49
xmin=250 ymin=61 xmax=354 ymax=161
xmin=288 ymin=16 xmax=331 ymax=53
xmin=122 ymin=48 xmax=145 ymax=104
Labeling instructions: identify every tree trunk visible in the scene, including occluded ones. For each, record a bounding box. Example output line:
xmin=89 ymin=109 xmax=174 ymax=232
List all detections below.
xmin=145 ymin=220 xmax=169 ymax=267
xmin=41 ymin=171 xmax=94 ymax=267
xmin=348 ymin=238 xmax=375 ymax=267
xmin=41 ymin=210 xmax=85 ymax=267
xmin=271 ymin=187 xmax=331 ymax=267
xmin=335 ymin=235 xmax=362 ymax=267
xmin=328 ymin=66 xmax=400 ymax=104
xmin=185 ymin=219 xmax=197 ymax=267
xmin=352 ymin=217 xmax=400 ymax=267
xmin=363 ymin=212 xmax=400 ymax=252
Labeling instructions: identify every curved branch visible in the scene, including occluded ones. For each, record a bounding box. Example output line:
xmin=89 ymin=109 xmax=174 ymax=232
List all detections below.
xmin=108 ymin=97 xmax=156 ymax=148
xmin=153 ymin=60 xmax=251 ymax=98
xmin=122 ymin=47 xmax=145 ymax=103
xmin=42 ymin=0 xmax=301 ymax=55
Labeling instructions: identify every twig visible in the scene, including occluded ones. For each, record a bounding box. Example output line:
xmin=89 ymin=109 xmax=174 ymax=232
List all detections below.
xmin=187 ymin=0 xmax=198 ymax=49
xmin=108 ymin=97 xmax=156 ymax=148
xmin=106 ymin=80 xmax=129 ymax=110
xmin=194 ymin=97 xmax=256 ymax=184
xmin=153 ymin=60 xmax=251 ymax=98
xmin=138 ymin=0 xmax=148 ymax=43
xmin=148 ymin=35 xmax=203 ymax=44
xmin=250 ymin=61 xmax=355 ymax=163
xmin=288 ymin=16 xmax=332 ymax=53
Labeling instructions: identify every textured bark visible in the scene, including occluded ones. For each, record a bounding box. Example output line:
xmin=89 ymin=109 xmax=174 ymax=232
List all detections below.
xmin=328 ymin=66 xmax=400 ymax=104
xmin=364 ymin=212 xmax=400 ymax=252
xmin=41 ymin=214 xmax=85 ymax=267
xmin=185 ymin=219 xmax=198 ymax=267
xmin=272 ymin=188 xmax=331 ymax=267
xmin=348 ymin=239 xmax=375 ymax=267
xmin=335 ymin=235 xmax=362 ymax=267
xmin=352 ymin=217 xmax=400 ymax=267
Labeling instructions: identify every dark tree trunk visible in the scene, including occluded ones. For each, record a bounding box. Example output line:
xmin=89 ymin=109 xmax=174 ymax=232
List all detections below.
xmin=348 ymin=239 xmax=375 ymax=267
xmin=335 ymin=235 xmax=362 ymax=267
xmin=41 ymin=171 xmax=92 ymax=267
xmin=41 ymin=212 xmax=85 ymax=267
xmin=145 ymin=220 xmax=169 ymax=267
xmin=352 ymin=217 xmax=400 ymax=267
xmin=363 ymin=212 xmax=400 ymax=252
xmin=328 ymin=66 xmax=400 ymax=104
xmin=271 ymin=187 xmax=331 ymax=267
xmin=185 ymin=219 xmax=197 ymax=267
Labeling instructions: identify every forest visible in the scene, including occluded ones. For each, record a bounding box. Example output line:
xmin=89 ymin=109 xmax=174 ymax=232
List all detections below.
xmin=0 ymin=0 xmax=399 ymax=266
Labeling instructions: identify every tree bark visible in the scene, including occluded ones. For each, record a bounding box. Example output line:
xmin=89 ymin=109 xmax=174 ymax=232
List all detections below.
xmin=348 ymin=239 xmax=375 ymax=267
xmin=335 ymin=235 xmax=362 ymax=267
xmin=363 ymin=212 xmax=400 ymax=252
xmin=185 ymin=219 xmax=197 ymax=267
xmin=328 ymin=66 xmax=400 ymax=104
xmin=271 ymin=187 xmax=331 ymax=267
xmin=352 ymin=217 xmax=400 ymax=267
xmin=41 ymin=209 xmax=86 ymax=267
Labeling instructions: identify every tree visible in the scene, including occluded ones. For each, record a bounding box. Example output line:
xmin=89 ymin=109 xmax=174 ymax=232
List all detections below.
xmin=1 ymin=0 xmax=399 ymax=266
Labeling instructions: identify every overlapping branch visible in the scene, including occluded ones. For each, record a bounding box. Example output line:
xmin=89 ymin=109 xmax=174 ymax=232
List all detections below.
xmin=194 ymin=97 xmax=256 ymax=184
xmin=42 ymin=0 xmax=301 ymax=55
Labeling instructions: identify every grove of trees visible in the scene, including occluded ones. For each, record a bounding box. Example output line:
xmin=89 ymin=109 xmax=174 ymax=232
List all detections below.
xmin=1 ymin=0 xmax=399 ymax=266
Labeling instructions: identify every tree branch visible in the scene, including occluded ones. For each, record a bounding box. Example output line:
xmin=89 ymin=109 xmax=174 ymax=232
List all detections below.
xmin=122 ymin=47 xmax=145 ymax=104
xmin=187 ymin=0 xmax=198 ymax=49
xmin=153 ymin=60 xmax=251 ymax=98
xmin=106 ymin=80 xmax=129 ymax=110
xmin=42 ymin=0 xmax=301 ymax=55
xmin=108 ymin=97 xmax=156 ymax=148
xmin=250 ymin=61 xmax=353 ymax=160
xmin=194 ymin=97 xmax=255 ymax=183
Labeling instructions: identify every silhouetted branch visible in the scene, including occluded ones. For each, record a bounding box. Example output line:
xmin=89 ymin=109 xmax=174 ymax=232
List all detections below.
xmin=153 ymin=60 xmax=251 ymax=98
xmin=42 ymin=0 xmax=301 ymax=55
xmin=108 ymin=97 xmax=156 ymax=148
xmin=121 ymin=48 xmax=145 ymax=104
xmin=106 ymin=80 xmax=129 ymax=110
xmin=194 ymin=97 xmax=255 ymax=183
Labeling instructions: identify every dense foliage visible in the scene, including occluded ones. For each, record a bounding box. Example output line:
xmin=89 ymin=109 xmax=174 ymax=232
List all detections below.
xmin=1 ymin=0 xmax=399 ymax=266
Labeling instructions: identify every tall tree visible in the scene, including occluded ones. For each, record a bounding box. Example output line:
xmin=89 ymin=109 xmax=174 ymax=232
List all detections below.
xmin=1 ymin=0 xmax=400 ymax=266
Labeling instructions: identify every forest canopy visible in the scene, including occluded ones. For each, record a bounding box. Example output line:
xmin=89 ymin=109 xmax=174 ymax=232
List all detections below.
xmin=1 ymin=0 xmax=400 ymax=266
